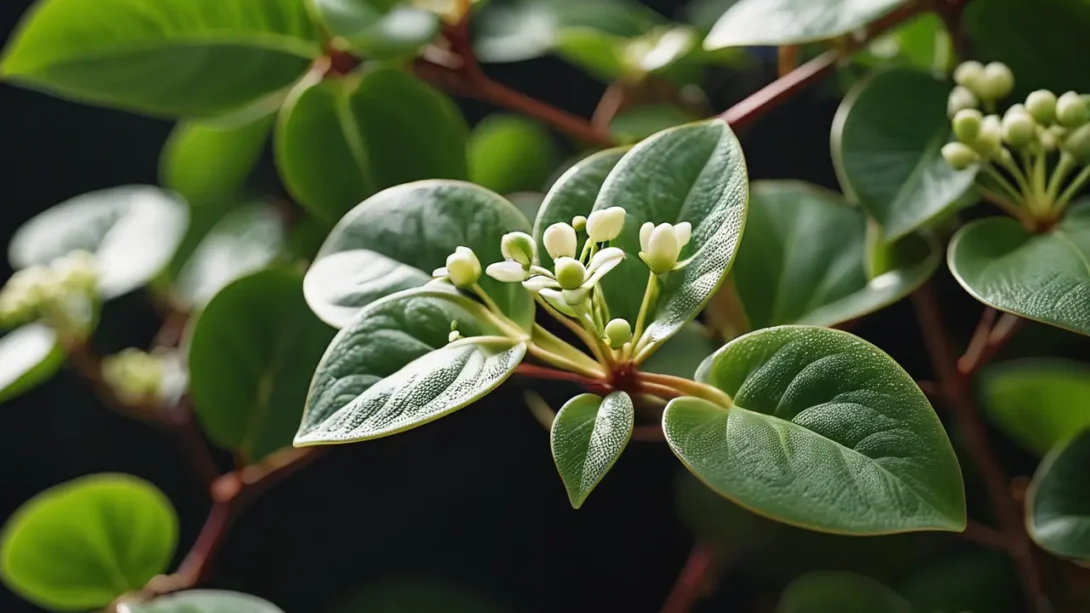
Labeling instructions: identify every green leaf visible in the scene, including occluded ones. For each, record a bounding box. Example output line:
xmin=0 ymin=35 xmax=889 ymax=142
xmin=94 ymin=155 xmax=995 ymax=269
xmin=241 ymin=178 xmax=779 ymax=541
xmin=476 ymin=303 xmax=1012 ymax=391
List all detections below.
xmin=859 ymin=13 xmax=952 ymax=73
xmin=705 ymin=0 xmax=907 ymax=48
xmin=948 ymin=206 xmax=1090 ymax=336
xmin=642 ymin=321 xmax=718 ymax=378
xmin=0 ymin=474 xmax=178 ymax=611
xmin=188 ymin=268 xmax=334 ymax=462
xmin=1027 ymin=429 xmax=1090 ymax=561
xmin=731 ymin=181 xmax=938 ymax=330
xmin=1 ymin=0 xmax=318 ymax=116
xmin=172 ymin=204 xmax=284 ymax=309
xmin=310 ymin=0 xmax=439 ymax=59
xmin=275 ymin=65 xmax=468 ymax=221
xmin=160 ymin=113 xmax=274 ymax=207
xmin=123 ymin=590 xmax=284 ymax=613
xmin=596 ymin=119 xmax=748 ymax=348
xmin=609 ymin=104 xmax=696 ymax=145
xmin=550 ymin=391 xmax=634 ymax=508
xmin=833 ymin=68 xmax=976 ymax=241
xmin=306 ymin=180 xmax=532 ymax=329
xmin=554 ymin=28 xmax=628 ymax=82
xmin=296 ymin=287 xmax=526 ymax=445
xmin=8 ymin=186 xmax=189 ymax=298
xmin=666 ymin=326 xmax=965 ymax=534
xmin=979 ymin=359 xmax=1090 ymax=457
xmin=779 ymin=571 xmax=913 ymax=613
xmin=0 ymin=325 xmax=64 ymax=404
xmin=468 ymin=115 xmax=558 ymax=195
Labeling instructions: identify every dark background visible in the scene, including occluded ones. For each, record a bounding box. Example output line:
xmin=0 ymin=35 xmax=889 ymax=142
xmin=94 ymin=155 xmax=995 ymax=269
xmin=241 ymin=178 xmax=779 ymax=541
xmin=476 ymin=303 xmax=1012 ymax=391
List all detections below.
xmin=1 ymin=1 xmax=1087 ymax=611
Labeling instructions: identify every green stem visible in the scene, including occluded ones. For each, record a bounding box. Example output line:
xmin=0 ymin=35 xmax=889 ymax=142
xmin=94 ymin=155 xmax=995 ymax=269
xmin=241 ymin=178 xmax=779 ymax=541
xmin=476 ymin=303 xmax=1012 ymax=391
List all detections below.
xmin=629 ymin=271 xmax=659 ymax=358
xmin=977 ymin=186 xmax=1035 ymax=226
xmin=1046 ymin=153 xmax=1077 ymax=207
xmin=981 ymin=165 xmax=1026 ymax=205
xmin=526 ymin=343 xmax=606 ymax=378
xmin=1054 ymin=164 xmax=1090 ymax=213
xmin=532 ymin=323 xmax=603 ymax=374
xmin=471 ymin=284 xmax=504 ymax=316
xmin=534 ymin=295 xmax=608 ymax=364
xmin=995 ymin=152 xmax=1033 ymax=199
xmin=1032 ymin=149 xmax=1048 ymax=213
xmin=638 ymin=372 xmax=733 ymax=408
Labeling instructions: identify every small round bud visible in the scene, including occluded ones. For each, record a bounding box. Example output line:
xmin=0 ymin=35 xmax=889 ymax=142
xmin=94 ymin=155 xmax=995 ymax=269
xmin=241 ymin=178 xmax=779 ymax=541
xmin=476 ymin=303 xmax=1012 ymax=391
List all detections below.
xmin=604 ymin=318 xmax=632 ymax=349
xmin=974 ymin=115 xmax=1003 ymax=155
xmin=1001 ymin=109 xmax=1036 ymax=147
xmin=448 ymin=330 xmax=462 ymax=343
xmin=586 ymin=207 xmax=626 ymax=243
xmin=1038 ymin=126 xmax=1058 ymax=152
xmin=445 ymin=246 xmax=481 ymax=288
xmin=1057 ymin=91 xmax=1089 ymax=127
xmin=942 ymin=142 xmax=980 ymax=170
xmin=953 ymin=109 xmax=983 ymax=143
xmin=543 ymin=222 xmax=577 ymax=260
xmin=571 ymin=215 xmax=587 ymax=232
xmin=500 ymin=232 xmax=536 ymax=266
xmin=554 ymin=257 xmax=586 ymax=290
xmin=953 ymin=61 xmax=986 ymax=96
xmin=1063 ymin=124 xmax=1090 ymax=163
xmin=981 ymin=62 xmax=1014 ymax=100
xmin=639 ymin=222 xmax=684 ymax=275
xmin=948 ymin=86 xmax=979 ymax=118
xmin=1026 ymin=90 xmax=1057 ymax=125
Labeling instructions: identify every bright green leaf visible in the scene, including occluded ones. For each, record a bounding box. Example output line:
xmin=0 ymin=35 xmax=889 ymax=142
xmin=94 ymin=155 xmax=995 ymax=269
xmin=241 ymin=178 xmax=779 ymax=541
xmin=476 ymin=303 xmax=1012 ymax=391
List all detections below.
xmin=121 ymin=589 xmax=284 ymax=613
xmin=296 ymin=287 xmax=527 ymax=445
xmin=948 ymin=206 xmax=1090 ymax=336
xmin=311 ymin=0 xmax=439 ymax=59
xmin=833 ymin=68 xmax=976 ymax=241
xmin=0 ymin=325 xmax=64 ymax=404
xmin=666 ymin=326 xmax=965 ymax=534
xmin=9 ymin=186 xmax=188 ymax=298
xmin=779 ymin=571 xmax=913 ymax=613
xmin=1027 ymin=429 xmax=1090 ymax=561
xmin=188 ymin=268 xmax=334 ymax=462
xmin=468 ymin=115 xmax=558 ymax=195
xmin=0 ymin=0 xmax=319 ymax=116
xmin=554 ymin=28 xmax=628 ymax=82
xmin=550 ymin=391 xmax=634 ymax=508
xmin=160 ymin=113 xmax=274 ymax=207
xmin=979 ymin=359 xmax=1090 ymax=457
xmin=859 ymin=13 xmax=952 ymax=73
xmin=705 ymin=0 xmax=907 ymax=48
xmin=0 ymin=474 xmax=178 ymax=611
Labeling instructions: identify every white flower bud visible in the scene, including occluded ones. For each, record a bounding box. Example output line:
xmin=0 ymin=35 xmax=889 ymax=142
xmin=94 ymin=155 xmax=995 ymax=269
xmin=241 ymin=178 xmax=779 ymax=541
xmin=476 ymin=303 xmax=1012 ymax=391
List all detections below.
xmin=448 ymin=330 xmax=462 ymax=343
xmin=52 ymin=250 xmax=98 ymax=294
xmin=604 ymin=318 xmax=632 ymax=349
xmin=974 ymin=115 xmax=1002 ymax=156
xmin=554 ymin=257 xmax=586 ymax=290
xmin=980 ymin=62 xmax=1014 ymax=100
xmin=445 ymin=246 xmax=481 ymax=288
xmin=1056 ymin=91 xmax=1088 ymax=127
xmin=953 ymin=109 xmax=983 ymax=143
xmin=500 ymin=232 xmax=536 ymax=266
xmin=942 ymin=142 xmax=980 ymax=170
xmin=102 ymin=349 xmax=164 ymax=406
xmin=953 ymin=61 xmax=986 ymax=97
xmin=586 ymin=207 xmax=626 ymax=243
xmin=486 ymin=260 xmax=529 ymax=283
xmin=1063 ymin=124 xmax=1090 ymax=163
xmin=543 ymin=223 xmax=577 ymax=260
xmin=1002 ymin=108 xmax=1036 ymax=148
xmin=639 ymin=222 xmax=685 ymax=274
xmin=948 ymin=86 xmax=979 ymax=118
xmin=571 ymin=215 xmax=587 ymax=232
xmin=1026 ymin=90 xmax=1057 ymax=125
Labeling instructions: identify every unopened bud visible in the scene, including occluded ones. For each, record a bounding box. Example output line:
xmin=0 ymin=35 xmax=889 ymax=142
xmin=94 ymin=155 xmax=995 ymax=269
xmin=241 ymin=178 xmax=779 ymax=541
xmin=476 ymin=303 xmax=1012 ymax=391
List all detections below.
xmin=942 ymin=142 xmax=980 ymax=170
xmin=586 ymin=207 xmax=626 ymax=243
xmin=604 ymin=318 xmax=632 ymax=349
xmin=1002 ymin=109 xmax=1036 ymax=148
xmin=543 ymin=223 xmax=577 ymax=260
xmin=448 ymin=330 xmax=462 ymax=343
xmin=1063 ymin=125 xmax=1090 ymax=163
xmin=1057 ymin=91 xmax=1088 ymax=127
xmin=974 ymin=115 xmax=1002 ymax=155
xmin=571 ymin=215 xmax=587 ymax=232
xmin=980 ymin=62 xmax=1014 ymax=100
xmin=554 ymin=257 xmax=586 ymax=290
xmin=639 ymin=222 xmax=691 ymax=275
xmin=500 ymin=232 xmax=536 ymax=266
xmin=948 ymin=86 xmax=979 ymax=118
xmin=953 ymin=61 xmax=986 ymax=97
xmin=1026 ymin=90 xmax=1057 ymax=125
xmin=953 ymin=109 xmax=983 ymax=143
xmin=445 ymin=247 xmax=481 ymax=288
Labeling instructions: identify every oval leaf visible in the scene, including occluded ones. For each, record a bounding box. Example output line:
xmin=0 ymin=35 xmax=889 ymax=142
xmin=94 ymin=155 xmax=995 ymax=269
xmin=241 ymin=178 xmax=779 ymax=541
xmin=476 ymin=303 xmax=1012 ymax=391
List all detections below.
xmin=304 ymin=249 xmax=431 ymax=328
xmin=0 ymin=325 xmax=64 ymax=404
xmin=160 ymin=113 xmax=274 ymax=207
xmin=0 ymin=0 xmax=318 ymax=116
xmin=665 ymin=326 xmax=965 ymax=534
xmin=8 ymin=186 xmax=188 ymax=298
xmin=779 ymin=571 xmax=913 ymax=613
xmin=705 ymin=0 xmax=907 ymax=48
xmin=980 ymin=359 xmax=1090 ymax=457
xmin=550 ymin=391 xmax=634 ymax=508
xmin=188 ymin=268 xmax=334 ymax=463
xmin=949 ymin=208 xmax=1090 ymax=336
xmin=833 ymin=68 xmax=976 ymax=241
xmin=296 ymin=288 xmax=526 ymax=445
xmin=468 ymin=115 xmax=558 ymax=196
xmin=312 ymin=0 xmax=440 ymax=60
xmin=121 ymin=589 xmax=284 ymax=613
xmin=1027 ymin=429 xmax=1090 ymax=561
xmin=0 ymin=474 xmax=178 ymax=611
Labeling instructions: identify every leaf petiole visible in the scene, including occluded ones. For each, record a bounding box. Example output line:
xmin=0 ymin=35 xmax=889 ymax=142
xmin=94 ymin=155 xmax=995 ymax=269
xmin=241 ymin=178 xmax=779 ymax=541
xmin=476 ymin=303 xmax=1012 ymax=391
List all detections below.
xmin=637 ymin=372 xmax=733 ymax=408
xmin=628 ymin=271 xmax=659 ymax=359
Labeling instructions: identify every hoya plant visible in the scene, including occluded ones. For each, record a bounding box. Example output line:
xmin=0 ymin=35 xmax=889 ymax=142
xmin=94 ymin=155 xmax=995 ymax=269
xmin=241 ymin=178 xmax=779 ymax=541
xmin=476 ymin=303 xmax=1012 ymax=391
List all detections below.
xmin=0 ymin=0 xmax=1087 ymax=611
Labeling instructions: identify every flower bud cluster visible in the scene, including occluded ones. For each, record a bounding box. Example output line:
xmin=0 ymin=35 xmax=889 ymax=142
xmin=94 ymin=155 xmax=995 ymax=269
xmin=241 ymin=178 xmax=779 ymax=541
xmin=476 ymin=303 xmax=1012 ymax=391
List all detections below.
xmin=0 ymin=250 xmax=98 ymax=337
xmin=102 ymin=348 xmax=166 ymax=406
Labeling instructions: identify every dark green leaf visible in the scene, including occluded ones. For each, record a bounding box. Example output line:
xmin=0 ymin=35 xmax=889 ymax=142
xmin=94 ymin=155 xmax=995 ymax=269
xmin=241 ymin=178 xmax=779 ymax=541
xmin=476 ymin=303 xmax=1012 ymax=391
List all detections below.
xmin=705 ymin=0 xmax=907 ymax=48
xmin=0 ymin=325 xmax=64 ymax=404
xmin=666 ymin=326 xmax=965 ymax=534
xmin=1027 ymin=429 xmax=1090 ymax=561
xmin=468 ymin=115 xmax=558 ymax=195
xmin=550 ymin=391 xmax=634 ymax=508
xmin=160 ymin=113 xmax=274 ymax=207
xmin=123 ymin=590 xmax=284 ymax=613
xmin=188 ymin=268 xmax=334 ymax=462
xmin=980 ymin=359 xmax=1090 ymax=457
xmin=1 ymin=0 xmax=318 ymax=116
xmin=0 ymin=474 xmax=177 ymax=611
xmin=779 ymin=571 xmax=913 ymax=613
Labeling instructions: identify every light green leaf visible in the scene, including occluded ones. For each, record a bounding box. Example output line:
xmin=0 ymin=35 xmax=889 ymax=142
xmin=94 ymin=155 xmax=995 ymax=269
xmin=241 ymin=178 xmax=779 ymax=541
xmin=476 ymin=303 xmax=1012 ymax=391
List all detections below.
xmin=642 ymin=321 xmax=718 ymax=378
xmin=275 ymin=65 xmax=468 ymax=220
xmin=550 ymin=391 xmax=634 ymax=508
xmin=859 ymin=13 xmax=952 ymax=73
xmin=1027 ymin=429 xmax=1090 ymax=561
xmin=296 ymin=287 xmax=526 ymax=445
xmin=980 ymin=359 xmax=1090 ymax=457
xmin=0 ymin=0 xmax=318 ymax=116
xmin=732 ymin=181 xmax=938 ymax=330
xmin=666 ymin=326 xmax=965 ymax=534
xmin=188 ymin=268 xmax=334 ymax=463
xmin=554 ymin=28 xmax=628 ymax=82
xmin=310 ymin=0 xmax=439 ymax=59
xmin=9 ymin=186 xmax=189 ymax=298
xmin=307 ymin=180 xmax=532 ymax=329
xmin=779 ymin=571 xmax=913 ymax=613
xmin=0 ymin=325 xmax=64 ymax=404
xmin=160 ymin=113 xmax=274 ymax=207
xmin=122 ymin=590 xmax=284 ymax=613
xmin=0 ymin=474 xmax=178 ymax=611
xmin=172 ymin=204 xmax=284 ymax=309
xmin=468 ymin=115 xmax=558 ymax=195
xmin=705 ymin=0 xmax=907 ymax=48
xmin=833 ymin=68 xmax=976 ymax=241
xmin=948 ymin=206 xmax=1090 ymax=336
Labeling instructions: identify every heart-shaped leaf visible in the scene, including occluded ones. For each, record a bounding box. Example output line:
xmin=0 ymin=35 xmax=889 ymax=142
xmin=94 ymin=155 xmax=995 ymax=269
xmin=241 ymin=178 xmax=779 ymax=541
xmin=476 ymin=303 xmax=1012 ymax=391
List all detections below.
xmin=468 ymin=115 xmax=559 ymax=196
xmin=0 ymin=325 xmax=64 ymax=404
xmin=1026 ymin=429 xmax=1090 ymax=561
xmin=705 ymin=0 xmax=908 ymax=48
xmin=550 ymin=391 xmax=634 ymax=508
xmin=311 ymin=0 xmax=440 ymax=60
xmin=121 ymin=590 xmax=284 ymax=613
xmin=160 ymin=113 xmax=274 ymax=207
xmin=949 ymin=206 xmax=1090 ymax=336
xmin=306 ymin=180 xmax=533 ymax=329
xmin=8 ymin=186 xmax=189 ymax=298
xmin=0 ymin=474 xmax=178 ymax=611
xmin=276 ymin=65 xmax=468 ymax=220
xmin=833 ymin=68 xmax=976 ymax=241
xmin=296 ymin=288 xmax=527 ymax=445
xmin=0 ymin=0 xmax=318 ymax=116
xmin=665 ymin=326 xmax=965 ymax=534
xmin=779 ymin=571 xmax=913 ymax=613
xmin=188 ymin=268 xmax=334 ymax=463
xmin=980 ymin=359 xmax=1090 ymax=457
xmin=731 ymin=181 xmax=938 ymax=330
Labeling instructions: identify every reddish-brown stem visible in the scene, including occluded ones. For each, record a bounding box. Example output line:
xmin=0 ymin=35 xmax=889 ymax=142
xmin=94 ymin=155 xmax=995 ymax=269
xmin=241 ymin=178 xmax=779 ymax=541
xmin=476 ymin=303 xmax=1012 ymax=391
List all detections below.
xmin=777 ymin=45 xmax=801 ymax=77
xmin=632 ymin=424 xmax=666 ymax=442
xmin=592 ymin=82 xmax=628 ymax=131
xmin=963 ymin=520 xmax=1015 ymax=553
xmin=958 ymin=310 xmax=1024 ymax=376
xmin=659 ymin=542 xmax=718 ymax=613
xmin=175 ymin=498 xmax=234 ymax=585
xmin=515 ymin=363 xmax=610 ymax=393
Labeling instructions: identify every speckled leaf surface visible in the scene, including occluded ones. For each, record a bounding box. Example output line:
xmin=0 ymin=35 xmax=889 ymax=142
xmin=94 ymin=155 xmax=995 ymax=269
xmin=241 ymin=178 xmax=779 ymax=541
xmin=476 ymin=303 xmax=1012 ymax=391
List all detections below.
xmin=705 ymin=0 xmax=908 ymax=48
xmin=550 ymin=392 xmax=634 ymax=508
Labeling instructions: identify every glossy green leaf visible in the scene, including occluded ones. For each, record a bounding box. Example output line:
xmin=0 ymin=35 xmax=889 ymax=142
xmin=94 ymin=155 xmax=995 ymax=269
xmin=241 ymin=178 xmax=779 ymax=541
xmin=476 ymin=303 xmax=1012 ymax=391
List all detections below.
xmin=0 ymin=325 xmax=64 ymax=404
xmin=642 ymin=321 xmax=718 ymax=378
xmin=732 ymin=181 xmax=938 ymax=330
xmin=979 ymin=359 xmax=1090 ymax=457
xmin=310 ymin=0 xmax=439 ymax=59
xmin=296 ymin=287 xmax=527 ymax=445
xmin=554 ymin=28 xmax=627 ymax=81
xmin=705 ymin=0 xmax=907 ymax=48
xmin=0 ymin=474 xmax=178 ymax=611
xmin=276 ymin=65 xmax=468 ymax=220
xmin=1027 ymin=429 xmax=1090 ymax=561
xmin=666 ymin=326 xmax=965 ymax=534
xmin=307 ymin=181 xmax=532 ymax=329
xmin=609 ymin=104 xmax=695 ymax=145
xmin=121 ymin=590 xmax=284 ymax=613
xmin=188 ymin=268 xmax=334 ymax=462
xmin=9 ymin=186 xmax=188 ymax=298
xmin=0 ymin=0 xmax=318 ymax=116
xmin=160 ymin=113 xmax=274 ymax=207
xmin=833 ymin=68 xmax=976 ymax=241
xmin=550 ymin=392 xmax=634 ymax=508
xmin=173 ymin=204 xmax=284 ymax=309
xmin=779 ymin=571 xmax=913 ymax=613
xmin=468 ymin=115 xmax=558 ymax=195
xmin=948 ymin=206 xmax=1090 ymax=336
xmin=860 ymin=13 xmax=952 ymax=73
